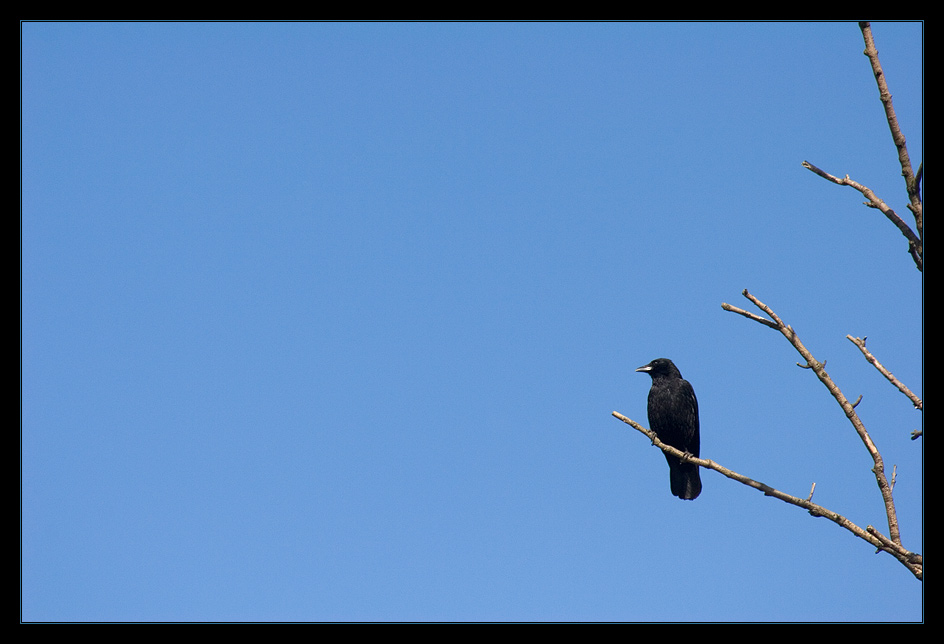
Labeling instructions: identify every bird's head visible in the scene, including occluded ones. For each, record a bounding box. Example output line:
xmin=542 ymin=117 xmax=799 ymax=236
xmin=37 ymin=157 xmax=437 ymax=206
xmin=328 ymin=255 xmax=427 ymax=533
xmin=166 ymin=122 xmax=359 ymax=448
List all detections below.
xmin=635 ymin=358 xmax=682 ymax=379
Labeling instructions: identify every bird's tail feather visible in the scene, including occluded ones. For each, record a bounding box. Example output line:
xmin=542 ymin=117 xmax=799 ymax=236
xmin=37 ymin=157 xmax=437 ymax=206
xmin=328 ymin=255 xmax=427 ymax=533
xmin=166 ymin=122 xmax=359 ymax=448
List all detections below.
xmin=670 ymin=463 xmax=702 ymax=500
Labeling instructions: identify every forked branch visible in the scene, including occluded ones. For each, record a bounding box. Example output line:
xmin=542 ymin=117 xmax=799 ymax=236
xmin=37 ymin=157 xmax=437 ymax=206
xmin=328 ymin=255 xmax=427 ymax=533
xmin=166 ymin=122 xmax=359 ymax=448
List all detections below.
xmin=719 ymin=289 xmax=920 ymax=579
xmin=801 ymin=24 xmax=922 ymax=271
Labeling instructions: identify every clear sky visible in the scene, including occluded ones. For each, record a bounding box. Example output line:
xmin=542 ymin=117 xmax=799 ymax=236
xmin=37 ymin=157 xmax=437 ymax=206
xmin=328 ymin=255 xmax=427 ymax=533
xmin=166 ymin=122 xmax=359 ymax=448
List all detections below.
xmin=22 ymin=21 xmax=923 ymax=622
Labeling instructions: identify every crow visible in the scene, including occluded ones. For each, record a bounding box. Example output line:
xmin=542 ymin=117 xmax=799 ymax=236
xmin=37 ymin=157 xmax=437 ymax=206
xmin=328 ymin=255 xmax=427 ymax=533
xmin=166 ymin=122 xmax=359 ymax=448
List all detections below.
xmin=635 ymin=358 xmax=702 ymax=500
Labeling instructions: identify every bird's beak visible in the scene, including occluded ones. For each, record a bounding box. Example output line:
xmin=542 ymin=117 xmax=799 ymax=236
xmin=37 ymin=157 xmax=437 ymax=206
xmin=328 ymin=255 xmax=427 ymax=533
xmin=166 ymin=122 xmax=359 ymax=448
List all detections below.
xmin=635 ymin=365 xmax=651 ymax=373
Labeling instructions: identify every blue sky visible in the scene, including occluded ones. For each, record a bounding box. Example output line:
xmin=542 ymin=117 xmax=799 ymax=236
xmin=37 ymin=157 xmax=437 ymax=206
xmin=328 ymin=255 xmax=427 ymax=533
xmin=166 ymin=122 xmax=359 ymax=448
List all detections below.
xmin=22 ymin=21 xmax=923 ymax=622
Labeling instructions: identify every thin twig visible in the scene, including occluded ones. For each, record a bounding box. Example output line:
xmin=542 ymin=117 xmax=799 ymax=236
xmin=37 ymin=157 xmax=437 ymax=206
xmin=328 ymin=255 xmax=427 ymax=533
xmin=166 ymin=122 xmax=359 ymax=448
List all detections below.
xmin=847 ymin=335 xmax=923 ymax=411
xmin=801 ymin=161 xmax=922 ymax=270
xmin=719 ymin=302 xmax=779 ymax=329
xmin=611 ymin=411 xmax=922 ymax=580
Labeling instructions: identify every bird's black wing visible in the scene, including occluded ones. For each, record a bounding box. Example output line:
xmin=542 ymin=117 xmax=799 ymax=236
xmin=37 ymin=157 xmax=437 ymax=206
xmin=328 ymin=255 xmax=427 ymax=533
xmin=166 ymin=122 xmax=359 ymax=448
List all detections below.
xmin=647 ymin=377 xmax=699 ymax=457
xmin=647 ymin=377 xmax=701 ymax=499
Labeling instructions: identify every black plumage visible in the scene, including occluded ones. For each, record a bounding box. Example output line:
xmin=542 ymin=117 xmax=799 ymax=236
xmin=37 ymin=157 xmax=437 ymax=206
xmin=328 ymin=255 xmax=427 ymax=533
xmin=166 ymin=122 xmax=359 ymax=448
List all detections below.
xmin=635 ymin=358 xmax=702 ymax=500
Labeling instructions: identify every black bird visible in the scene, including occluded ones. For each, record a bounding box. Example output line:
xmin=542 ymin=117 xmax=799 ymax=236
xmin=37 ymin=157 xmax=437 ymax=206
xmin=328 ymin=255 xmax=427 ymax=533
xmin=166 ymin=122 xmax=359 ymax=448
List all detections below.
xmin=635 ymin=358 xmax=702 ymax=500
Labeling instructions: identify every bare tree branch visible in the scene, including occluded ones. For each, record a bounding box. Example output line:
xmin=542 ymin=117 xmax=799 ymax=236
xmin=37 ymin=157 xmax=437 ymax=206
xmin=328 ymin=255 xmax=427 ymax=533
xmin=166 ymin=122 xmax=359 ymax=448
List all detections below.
xmin=799 ymin=25 xmax=922 ymax=272
xmin=858 ymin=22 xmax=923 ymax=236
xmin=721 ymin=290 xmax=908 ymax=552
xmin=867 ymin=525 xmax=921 ymax=572
xmin=801 ymin=161 xmax=922 ymax=271
xmin=719 ymin=301 xmax=779 ymax=329
xmin=847 ymin=335 xmax=923 ymax=411
xmin=611 ymin=410 xmax=922 ymax=580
